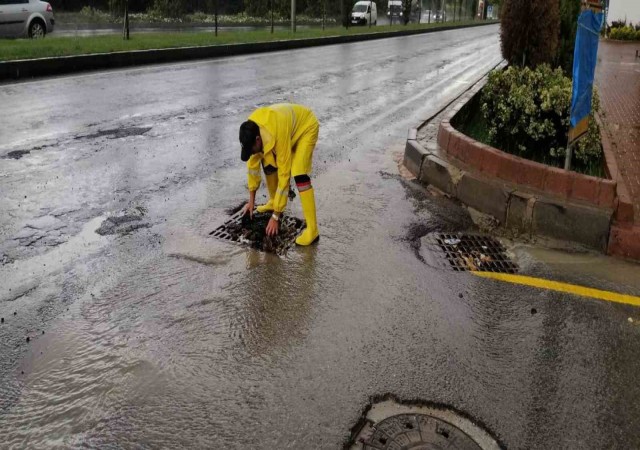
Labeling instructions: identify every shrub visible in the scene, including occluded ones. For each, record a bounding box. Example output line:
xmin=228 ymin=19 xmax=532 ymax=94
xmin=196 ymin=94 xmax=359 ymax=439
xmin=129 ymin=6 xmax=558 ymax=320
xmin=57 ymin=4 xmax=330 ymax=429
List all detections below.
xmin=79 ymin=6 xmax=113 ymax=21
xmin=500 ymin=0 xmax=560 ymax=68
xmin=480 ymin=65 xmax=602 ymax=171
xmin=150 ymin=0 xmax=185 ymax=18
xmin=609 ymin=25 xmax=640 ymax=40
xmin=611 ymin=19 xmax=626 ymax=28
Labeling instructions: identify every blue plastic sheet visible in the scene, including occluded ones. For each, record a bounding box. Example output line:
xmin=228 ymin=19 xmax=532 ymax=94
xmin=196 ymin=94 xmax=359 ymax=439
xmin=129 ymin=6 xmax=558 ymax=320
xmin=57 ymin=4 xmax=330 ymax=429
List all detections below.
xmin=569 ymin=9 xmax=604 ymax=140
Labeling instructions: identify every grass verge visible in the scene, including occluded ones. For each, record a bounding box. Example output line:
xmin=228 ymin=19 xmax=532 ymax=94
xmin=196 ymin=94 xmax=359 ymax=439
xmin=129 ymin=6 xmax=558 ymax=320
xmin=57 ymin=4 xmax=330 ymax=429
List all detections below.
xmin=0 ymin=20 xmax=496 ymax=62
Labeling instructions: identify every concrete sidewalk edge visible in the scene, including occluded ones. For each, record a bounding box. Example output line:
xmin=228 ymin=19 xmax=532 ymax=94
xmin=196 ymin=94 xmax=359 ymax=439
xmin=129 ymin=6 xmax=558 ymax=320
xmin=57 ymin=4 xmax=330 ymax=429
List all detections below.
xmin=404 ymin=71 xmax=616 ymax=253
xmin=0 ymin=21 xmax=498 ymax=81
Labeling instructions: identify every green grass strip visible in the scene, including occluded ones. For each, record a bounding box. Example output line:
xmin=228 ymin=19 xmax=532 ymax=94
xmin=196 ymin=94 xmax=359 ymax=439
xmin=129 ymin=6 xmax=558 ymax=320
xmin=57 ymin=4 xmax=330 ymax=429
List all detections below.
xmin=0 ymin=20 xmax=496 ymax=62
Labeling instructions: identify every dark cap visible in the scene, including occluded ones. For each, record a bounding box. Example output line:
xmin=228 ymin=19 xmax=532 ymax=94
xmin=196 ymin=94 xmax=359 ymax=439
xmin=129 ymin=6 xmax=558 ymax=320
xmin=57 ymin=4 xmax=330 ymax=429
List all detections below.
xmin=239 ymin=120 xmax=260 ymax=162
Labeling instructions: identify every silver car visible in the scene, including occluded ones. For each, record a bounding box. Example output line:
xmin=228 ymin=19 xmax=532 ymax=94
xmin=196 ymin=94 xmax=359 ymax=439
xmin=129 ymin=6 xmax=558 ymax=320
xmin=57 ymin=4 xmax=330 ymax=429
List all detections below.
xmin=0 ymin=0 xmax=54 ymax=39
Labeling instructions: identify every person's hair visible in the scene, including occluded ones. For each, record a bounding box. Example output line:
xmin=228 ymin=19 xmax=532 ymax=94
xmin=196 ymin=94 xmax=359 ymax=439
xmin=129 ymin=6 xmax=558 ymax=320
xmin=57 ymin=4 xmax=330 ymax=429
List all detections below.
xmin=239 ymin=120 xmax=260 ymax=150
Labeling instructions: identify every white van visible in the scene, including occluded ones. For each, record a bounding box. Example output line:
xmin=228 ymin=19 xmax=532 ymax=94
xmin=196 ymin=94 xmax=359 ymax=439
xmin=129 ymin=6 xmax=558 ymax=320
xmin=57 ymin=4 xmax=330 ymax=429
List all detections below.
xmin=351 ymin=1 xmax=377 ymax=26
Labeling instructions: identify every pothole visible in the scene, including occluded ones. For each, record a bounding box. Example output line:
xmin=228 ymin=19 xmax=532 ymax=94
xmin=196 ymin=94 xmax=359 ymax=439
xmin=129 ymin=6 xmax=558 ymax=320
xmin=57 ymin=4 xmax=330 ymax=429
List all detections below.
xmin=210 ymin=209 xmax=304 ymax=255
xmin=419 ymin=232 xmax=518 ymax=273
xmin=348 ymin=399 xmax=501 ymax=450
xmin=95 ymin=207 xmax=150 ymax=235
xmin=75 ymin=127 xmax=152 ymax=140
xmin=3 ymin=150 xmax=31 ymax=160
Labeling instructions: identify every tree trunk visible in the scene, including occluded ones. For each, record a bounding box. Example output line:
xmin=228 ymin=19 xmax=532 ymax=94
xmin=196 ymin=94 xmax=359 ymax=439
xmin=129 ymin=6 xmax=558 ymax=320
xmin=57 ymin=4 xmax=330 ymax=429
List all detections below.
xmin=123 ymin=0 xmax=129 ymax=40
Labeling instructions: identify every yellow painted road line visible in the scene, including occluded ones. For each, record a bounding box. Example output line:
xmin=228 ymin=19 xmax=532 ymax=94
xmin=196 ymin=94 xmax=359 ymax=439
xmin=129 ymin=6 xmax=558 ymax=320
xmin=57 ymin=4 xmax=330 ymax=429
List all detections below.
xmin=472 ymin=272 xmax=640 ymax=307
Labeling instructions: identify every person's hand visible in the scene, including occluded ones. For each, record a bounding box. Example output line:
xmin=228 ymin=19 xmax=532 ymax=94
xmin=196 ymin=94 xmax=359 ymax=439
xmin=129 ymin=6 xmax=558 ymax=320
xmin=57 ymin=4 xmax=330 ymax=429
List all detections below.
xmin=266 ymin=217 xmax=279 ymax=236
xmin=243 ymin=199 xmax=255 ymax=219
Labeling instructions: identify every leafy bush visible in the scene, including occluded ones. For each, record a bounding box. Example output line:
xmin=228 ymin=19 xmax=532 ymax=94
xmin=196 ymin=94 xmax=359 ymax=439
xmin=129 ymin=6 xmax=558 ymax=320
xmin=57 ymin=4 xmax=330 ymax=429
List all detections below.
xmin=611 ymin=19 xmax=626 ymax=28
xmin=609 ymin=25 xmax=640 ymax=40
xmin=149 ymin=0 xmax=186 ymax=18
xmin=480 ymin=65 xmax=602 ymax=171
xmin=79 ymin=6 xmax=113 ymax=21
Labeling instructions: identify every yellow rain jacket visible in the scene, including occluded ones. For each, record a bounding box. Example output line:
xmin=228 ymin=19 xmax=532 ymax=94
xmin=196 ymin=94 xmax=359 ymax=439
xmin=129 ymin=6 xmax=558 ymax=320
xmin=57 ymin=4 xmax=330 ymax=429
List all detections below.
xmin=246 ymin=103 xmax=319 ymax=213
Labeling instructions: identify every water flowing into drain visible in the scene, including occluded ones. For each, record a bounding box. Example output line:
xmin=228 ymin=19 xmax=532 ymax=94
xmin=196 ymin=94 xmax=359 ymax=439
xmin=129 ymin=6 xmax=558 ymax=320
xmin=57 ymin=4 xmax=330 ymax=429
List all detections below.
xmin=421 ymin=233 xmax=518 ymax=273
xmin=209 ymin=209 xmax=304 ymax=255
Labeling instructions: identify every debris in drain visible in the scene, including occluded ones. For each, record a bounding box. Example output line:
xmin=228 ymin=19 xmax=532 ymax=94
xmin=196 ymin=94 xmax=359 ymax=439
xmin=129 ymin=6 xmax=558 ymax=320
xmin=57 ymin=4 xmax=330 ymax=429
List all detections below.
xmin=421 ymin=233 xmax=518 ymax=273
xmin=210 ymin=209 xmax=304 ymax=255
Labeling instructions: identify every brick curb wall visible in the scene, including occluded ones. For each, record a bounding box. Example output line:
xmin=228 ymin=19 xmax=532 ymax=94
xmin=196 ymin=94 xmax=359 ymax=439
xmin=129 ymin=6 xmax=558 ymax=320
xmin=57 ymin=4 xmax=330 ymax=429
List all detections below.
xmin=404 ymin=73 xmax=618 ymax=254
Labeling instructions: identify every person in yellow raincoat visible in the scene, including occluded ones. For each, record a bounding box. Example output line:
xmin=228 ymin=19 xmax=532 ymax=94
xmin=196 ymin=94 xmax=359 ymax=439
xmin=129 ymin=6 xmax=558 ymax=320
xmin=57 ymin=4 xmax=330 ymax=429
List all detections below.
xmin=239 ymin=103 xmax=320 ymax=246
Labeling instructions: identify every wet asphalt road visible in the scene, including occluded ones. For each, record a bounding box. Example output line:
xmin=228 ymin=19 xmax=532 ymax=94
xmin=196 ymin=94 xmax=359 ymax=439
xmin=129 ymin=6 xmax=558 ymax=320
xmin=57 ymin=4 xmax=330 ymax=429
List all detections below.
xmin=2 ymin=24 xmax=640 ymax=448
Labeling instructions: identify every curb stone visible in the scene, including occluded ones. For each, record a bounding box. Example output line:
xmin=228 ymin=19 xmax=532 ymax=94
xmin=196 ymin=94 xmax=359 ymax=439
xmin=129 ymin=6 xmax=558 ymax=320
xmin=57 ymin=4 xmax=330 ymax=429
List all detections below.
xmin=403 ymin=69 xmax=618 ymax=253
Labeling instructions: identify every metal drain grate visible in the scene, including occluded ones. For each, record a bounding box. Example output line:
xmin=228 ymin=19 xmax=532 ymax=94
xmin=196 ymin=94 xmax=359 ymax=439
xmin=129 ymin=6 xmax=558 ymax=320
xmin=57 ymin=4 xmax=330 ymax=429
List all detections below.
xmin=209 ymin=209 xmax=304 ymax=253
xmin=359 ymin=413 xmax=482 ymax=450
xmin=422 ymin=233 xmax=518 ymax=273
xmin=349 ymin=399 xmax=500 ymax=449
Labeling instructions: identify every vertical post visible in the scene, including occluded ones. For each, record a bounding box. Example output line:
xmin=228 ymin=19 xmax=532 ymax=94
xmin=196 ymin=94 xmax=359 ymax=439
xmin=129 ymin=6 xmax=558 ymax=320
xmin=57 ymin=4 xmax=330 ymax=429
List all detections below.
xmin=428 ymin=0 xmax=431 ymax=23
xmin=271 ymin=0 xmax=274 ymax=33
xmin=214 ymin=0 xmax=218 ymax=36
xmin=369 ymin=0 xmax=372 ymax=27
xmin=122 ymin=0 xmax=129 ymax=40
xmin=291 ymin=0 xmax=296 ymax=32
xmin=322 ymin=0 xmax=326 ymax=30
xmin=564 ymin=142 xmax=573 ymax=171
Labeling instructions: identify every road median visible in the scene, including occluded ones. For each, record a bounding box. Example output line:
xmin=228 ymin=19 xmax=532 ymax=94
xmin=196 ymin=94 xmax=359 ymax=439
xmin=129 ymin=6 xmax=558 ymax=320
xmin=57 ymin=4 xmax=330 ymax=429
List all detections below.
xmin=0 ymin=21 xmax=497 ymax=81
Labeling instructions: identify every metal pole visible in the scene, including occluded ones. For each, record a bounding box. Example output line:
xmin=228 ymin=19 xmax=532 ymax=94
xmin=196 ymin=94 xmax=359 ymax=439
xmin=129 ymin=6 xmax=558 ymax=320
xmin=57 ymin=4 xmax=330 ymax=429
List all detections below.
xmin=271 ymin=0 xmax=274 ymax=33
xmin=214 ymin=0 xmax=218 ymax=36
xmin=369 ymin=0 xmax=372 ymax=27
xmin=291 ymin=0 xmax=296 ymax=32
xmin=564 ymin=142 xmax=573 ymax=171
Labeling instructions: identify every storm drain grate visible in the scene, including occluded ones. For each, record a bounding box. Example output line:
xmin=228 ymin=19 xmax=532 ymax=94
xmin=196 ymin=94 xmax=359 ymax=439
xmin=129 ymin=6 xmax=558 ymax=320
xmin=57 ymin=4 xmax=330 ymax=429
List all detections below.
xmin=349 ymin=399 xmax=500 ymax=449
xmin=423 ymin=233 xmax=518 ymax=273
xmin=358 ymin=413 xmax=482 ymax=449
xmin=209 ymin=209 xmax=304 ymax=254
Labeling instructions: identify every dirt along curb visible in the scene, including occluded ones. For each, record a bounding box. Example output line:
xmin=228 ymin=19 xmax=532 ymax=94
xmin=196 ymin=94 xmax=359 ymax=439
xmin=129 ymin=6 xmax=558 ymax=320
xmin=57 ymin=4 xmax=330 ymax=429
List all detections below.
xmin=0 ymin=21 xmax=497 ymax=81
xmin=404 ymin=69 xmax=624 ymax=254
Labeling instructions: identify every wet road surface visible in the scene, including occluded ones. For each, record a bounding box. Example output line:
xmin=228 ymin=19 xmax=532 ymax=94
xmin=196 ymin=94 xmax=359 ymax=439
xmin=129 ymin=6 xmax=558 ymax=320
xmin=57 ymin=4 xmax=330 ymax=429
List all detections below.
xmin=2 ymin=24 xmax=640 ymax=448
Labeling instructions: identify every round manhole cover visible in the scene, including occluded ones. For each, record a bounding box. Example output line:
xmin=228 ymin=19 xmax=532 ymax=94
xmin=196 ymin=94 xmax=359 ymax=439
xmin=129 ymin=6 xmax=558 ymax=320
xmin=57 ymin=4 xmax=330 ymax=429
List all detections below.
xmin=363 ymin=413 xmax=481 ymax=449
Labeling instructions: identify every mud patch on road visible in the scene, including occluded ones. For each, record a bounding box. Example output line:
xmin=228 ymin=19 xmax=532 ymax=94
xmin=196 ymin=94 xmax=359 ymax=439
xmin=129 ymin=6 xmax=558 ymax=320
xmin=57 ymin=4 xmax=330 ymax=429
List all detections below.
xmin=76 ymin=127 xmax=152 ymax=141
xmin=3 ymin=150 xmax=31 ymax=160
xmin=95 ymin=207 xmax=150 ymax=236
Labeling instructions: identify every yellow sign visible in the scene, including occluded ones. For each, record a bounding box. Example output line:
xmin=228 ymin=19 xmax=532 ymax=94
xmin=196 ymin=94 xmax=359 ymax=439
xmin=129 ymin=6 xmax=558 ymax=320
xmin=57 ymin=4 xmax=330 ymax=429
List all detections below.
xmin=568 ymin=116 xmax=589 ymax=144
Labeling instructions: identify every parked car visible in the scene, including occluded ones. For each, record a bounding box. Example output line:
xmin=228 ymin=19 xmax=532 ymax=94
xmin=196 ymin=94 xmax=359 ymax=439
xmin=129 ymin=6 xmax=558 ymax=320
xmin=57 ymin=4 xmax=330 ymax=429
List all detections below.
xmin=431 ymin=10 xmax=446 ymax=22
xmin=0 ymin=0 xmax=54 ymax=39
xmin=351 ymin=1 xmax=377 ymax=26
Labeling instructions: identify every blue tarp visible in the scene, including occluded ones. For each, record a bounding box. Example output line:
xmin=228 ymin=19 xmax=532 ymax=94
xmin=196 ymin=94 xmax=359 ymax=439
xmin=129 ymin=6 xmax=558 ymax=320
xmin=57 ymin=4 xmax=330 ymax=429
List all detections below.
xmin=570 ymin=9 xmax=604 ymax=134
